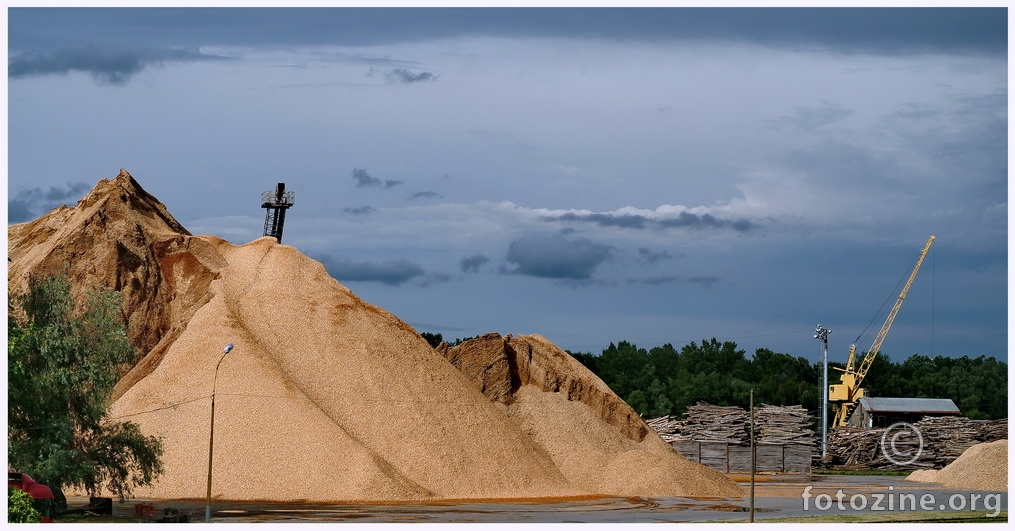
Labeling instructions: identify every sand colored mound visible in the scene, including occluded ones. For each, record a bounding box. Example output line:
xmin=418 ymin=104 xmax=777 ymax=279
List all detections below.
xmin=442 ymin=333 xmax=744 ymax=498
xmin=906 ymin=440 xmax=1008 ymax=491
xmin=9 ymin=169 xmax=744 ymax=502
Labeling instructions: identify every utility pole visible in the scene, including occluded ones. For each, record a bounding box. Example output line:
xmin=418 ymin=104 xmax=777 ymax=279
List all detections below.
xmin=814 ymin=325 xmax=831 ymax=458
xmin=749 ymin=388 xmax=755 ymax=523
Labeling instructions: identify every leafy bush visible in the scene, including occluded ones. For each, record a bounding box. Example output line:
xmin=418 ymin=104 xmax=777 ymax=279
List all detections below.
xmin=8 ymin=488 xmax=40 ymax=523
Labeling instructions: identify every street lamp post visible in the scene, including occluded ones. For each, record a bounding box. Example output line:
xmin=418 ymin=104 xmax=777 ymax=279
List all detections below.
xmin=205 ymin=343 xmax=234 ymax=523
xmin=813 ymin=326 xmax=831 ymax=459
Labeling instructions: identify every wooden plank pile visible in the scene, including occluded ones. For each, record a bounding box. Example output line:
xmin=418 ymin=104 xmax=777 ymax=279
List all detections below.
xmin=647 ymin=403 xmax=748 ymax=444
xmin=647 ymin=402 xmax=815 ymax=446
xmin=976 ymin=418 xmax=1007 ymax=442
xmin=822 ymin=416 xmax=1008 ymax=471
xmin=755 ymin=404 xmax=816 ymax=446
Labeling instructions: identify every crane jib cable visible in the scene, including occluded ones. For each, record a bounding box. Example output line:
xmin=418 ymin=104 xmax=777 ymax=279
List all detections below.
xmin=853 ymin=247 xmax=926 ymax=348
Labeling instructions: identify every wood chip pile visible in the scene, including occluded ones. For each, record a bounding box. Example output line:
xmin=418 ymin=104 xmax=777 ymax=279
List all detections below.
xmin=907 ymin=439 xmax=1008 ymax=491
xmin=647 ymin=402 xmax=815 ymax=446
xmin=11 ymin=171 xmax=746 ymax=502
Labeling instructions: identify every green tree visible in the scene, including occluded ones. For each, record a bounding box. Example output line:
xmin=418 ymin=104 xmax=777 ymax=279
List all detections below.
xmin=421 ymin=331 xmax=443 ymax=348
xmin=8 ymin=275 xmax=164 ymax=508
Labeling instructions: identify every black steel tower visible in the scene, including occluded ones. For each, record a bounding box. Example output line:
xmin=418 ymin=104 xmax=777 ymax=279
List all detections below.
xmin=261 ymin=183 xmax=295 ymax=242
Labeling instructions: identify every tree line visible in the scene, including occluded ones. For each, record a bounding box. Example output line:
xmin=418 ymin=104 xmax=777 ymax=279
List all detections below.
xmin=568 ymin=339 xmax=1007 ymax=421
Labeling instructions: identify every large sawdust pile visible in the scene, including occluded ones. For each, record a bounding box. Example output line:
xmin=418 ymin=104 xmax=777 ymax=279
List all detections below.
xmin=9 ymin=169 xmax=743 ymax=502
xmin=907 ymin=440 xmax=1008 ymax=491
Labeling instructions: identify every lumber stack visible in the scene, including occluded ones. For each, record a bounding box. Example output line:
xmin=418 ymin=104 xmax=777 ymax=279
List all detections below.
xmin=647 ymin=402 xmax=815 ymax=446
xmin=756 ymin=404 xmax=816 ymax=446
xmin=976 ymin=418 xmax=1007 ymax=442
xmin=822 ymin=416 xmax=1008 ymax=471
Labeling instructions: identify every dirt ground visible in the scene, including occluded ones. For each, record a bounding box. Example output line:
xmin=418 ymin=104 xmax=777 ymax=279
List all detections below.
xmin=61 ymin=472 xmax=1008 ymax=523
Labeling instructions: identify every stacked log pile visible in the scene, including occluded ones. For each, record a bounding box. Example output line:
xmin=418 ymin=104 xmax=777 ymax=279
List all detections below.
xmin=976 ymin=418 xmax=1007 ymax=442
xmin=756 ymin=404 xmax=816 ymax=446
xmin=822 ymin=416 xmax=1008 ymax=471
xmin=646 ymin=403 xmax=815 ymax=446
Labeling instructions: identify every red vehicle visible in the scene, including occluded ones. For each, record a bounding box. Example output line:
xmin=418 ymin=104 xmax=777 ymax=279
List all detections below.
xmin=8 ymin=472 xmax=56 ymax=522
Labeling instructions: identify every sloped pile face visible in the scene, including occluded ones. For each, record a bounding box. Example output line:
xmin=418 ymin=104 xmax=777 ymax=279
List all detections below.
xmin=7 ymin=169 xmax=214 ymax=399
xmin=441 ymin=334 xmax=744 ymax=498
xmin=108 ymin=237 xmax=579 ymax=501
xmin=907 ymin=439 xmax=1008 ymax=491
xmin=9 ymin=169 xmax=743 ymax=502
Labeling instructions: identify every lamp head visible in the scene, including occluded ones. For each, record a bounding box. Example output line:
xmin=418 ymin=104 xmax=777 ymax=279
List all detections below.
xmin=224 ymin=343 xmax=234 ymax=354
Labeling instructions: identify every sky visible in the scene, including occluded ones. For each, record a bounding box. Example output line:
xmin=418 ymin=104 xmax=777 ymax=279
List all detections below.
xmin=6 ymin=6 xmax=1009 ymax=366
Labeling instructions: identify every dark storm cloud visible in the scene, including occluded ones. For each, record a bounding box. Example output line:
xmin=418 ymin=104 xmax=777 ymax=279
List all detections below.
xmin=9 ymin=8 xmax=1005 ymax=56
xmin=314 ymin=254 xmax=426 ymax=286
xmin=657 ymin=212 xmax=755 ymax=232
xmin=8 ymin=45 xmax=224 ymax=84
xmin=351 ymin=168 xmax=403 ymax=189
xmin=502 ymin=234 xmax=615 ymax=280
xmin=542 ymin=211 xmax=755 ymax=233
xmin=627 ymin=274 xmax=720 ymax=286
xmin=637 ymin=247 xmax=674 ymax=264
xmin=8 ymin=182 xmax=91 ymax=223
xmin=408 ymin=191 xmax=442 ymax=201
xmin=343 ymin=205 xmax=376 ymax=215
xmin=384 ymin=69 xmax=439 ymax=84
xmin=459 ymin=254 xmax=491 ymax=273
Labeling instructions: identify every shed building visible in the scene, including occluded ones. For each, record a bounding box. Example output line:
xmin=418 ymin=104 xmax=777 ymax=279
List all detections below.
xmin=847 ymin=397 xmax=960 ymax=429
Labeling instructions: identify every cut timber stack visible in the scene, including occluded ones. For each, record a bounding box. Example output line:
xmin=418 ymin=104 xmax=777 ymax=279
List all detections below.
xmin=648 ymin=403 xmax=749 ymax=444
xmin=976 ymin=418 xmax=1007 ymax=442
xmin=823 ymin=416 xmax=1008 ymax=471
xmin=756 ymin=404 xmax=816 ymax=446
xmin=647 ymin=402 xmax=815 ymax=446
xmin=648 ymin=403 xmax=817 ymax=474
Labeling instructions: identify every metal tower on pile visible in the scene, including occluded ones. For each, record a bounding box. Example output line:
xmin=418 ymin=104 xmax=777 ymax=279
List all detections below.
xmin=261 ymin=183 xmax=295 ymax=243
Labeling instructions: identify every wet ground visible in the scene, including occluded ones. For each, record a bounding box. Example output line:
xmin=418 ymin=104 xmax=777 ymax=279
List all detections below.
xmin=67 ymin=474 xmax=1007 ymax=523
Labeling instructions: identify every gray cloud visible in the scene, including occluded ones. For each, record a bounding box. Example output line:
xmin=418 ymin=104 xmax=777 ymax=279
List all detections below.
xmin=626 ymin=274 xmax=719 ymax=286
xmin=459 ymin=254 xmax=491 ymax=273
xmin=637 ymin=247 xmax=674 ymax=264
xmin=409 ymin=191 xmax=442 ymax=201
xmin=8 ymin=181 xmax=91 ymax=222
xmin=343 ymin=205 xmax=377 ymax=215
xmin=351 ymin=168 xmax=403 ymax=189
xmin=765 ymin=101 xmax=854 ymax=132
xmin=10 ymin=9 xmax=1004 ymax=56
xmin=8 ymin=45 xmax=225 ymax=85
xmin=315 ymin=254 xmax=426 ymax=286
xmin=542 ymin=211 xmax=755 ymax=232
xmin=384 ymin=68 xmax=439 ymax=84
xmin=502 ymin=234 xmax=615 ymax=280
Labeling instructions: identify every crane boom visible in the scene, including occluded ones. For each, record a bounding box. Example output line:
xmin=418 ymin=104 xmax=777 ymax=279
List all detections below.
xmin=853 ymin=235 xmax=935 ymax=387
xmin=829 ymin=235 xmax=935 ymax=428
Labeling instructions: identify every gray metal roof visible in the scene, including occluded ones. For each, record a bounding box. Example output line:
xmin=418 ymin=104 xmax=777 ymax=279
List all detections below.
xmin=858 ymin=396 xmax=960 ymax=414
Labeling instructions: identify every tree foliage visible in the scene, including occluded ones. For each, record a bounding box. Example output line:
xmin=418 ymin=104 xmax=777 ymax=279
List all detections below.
xmin=8 ymin=489 xmax=41 ymax=523
xmin=571 ymin=339 xmax=1006 ymax=421
xmin=8 ymin=275 xmax=164 ymax=507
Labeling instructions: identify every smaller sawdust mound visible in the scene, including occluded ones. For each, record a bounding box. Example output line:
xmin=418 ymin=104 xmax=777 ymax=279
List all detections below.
xmin=443 ymin=333 xmax=744 ymax=499
xmin=906 ymin=439 xmax=1008 ymax=491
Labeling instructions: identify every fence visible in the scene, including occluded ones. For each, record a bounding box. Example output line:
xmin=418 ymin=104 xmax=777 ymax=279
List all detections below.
xmin=672 ymin=441 xmax=811 ymax=474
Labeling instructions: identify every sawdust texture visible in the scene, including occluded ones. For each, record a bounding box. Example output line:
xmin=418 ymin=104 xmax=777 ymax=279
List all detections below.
xmin=444 ymin=333 xmax=744 ymax=498
xmin=10 ymin=169 xmax=744 ymax=503
xmin=906 ymin=440 xmax=1008 ymax=491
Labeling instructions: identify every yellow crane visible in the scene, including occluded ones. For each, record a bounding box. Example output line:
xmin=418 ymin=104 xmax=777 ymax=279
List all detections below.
xmin=829 ymin=235 xmax=936 ymax=428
